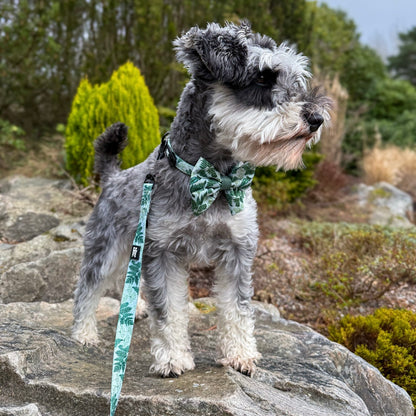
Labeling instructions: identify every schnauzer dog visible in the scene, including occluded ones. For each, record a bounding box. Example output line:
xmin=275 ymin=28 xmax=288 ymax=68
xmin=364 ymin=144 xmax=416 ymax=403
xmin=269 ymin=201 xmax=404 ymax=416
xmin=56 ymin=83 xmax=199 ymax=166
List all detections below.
xmin=73 ymin=22 xmax=331 ymax=377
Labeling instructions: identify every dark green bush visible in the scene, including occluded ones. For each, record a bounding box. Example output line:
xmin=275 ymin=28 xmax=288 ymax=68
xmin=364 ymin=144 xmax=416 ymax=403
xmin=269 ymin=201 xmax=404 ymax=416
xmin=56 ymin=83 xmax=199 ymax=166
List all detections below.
xmin=377 ymin=111 xmax=416 ymax=148
xmin=0 ymin=118 xmax=26 ymax=151
xmin=342 ymin=77 xmax=416 ymax=173
xmin=252 ymin=152 xmax=322 ymax=212
xmin=329 ymin=308 xmax=416 ymax=407
xmin=366 ymin=78 xmax=416 ymax=121
xmin=65 ymin=62 xmax=160 ymax=186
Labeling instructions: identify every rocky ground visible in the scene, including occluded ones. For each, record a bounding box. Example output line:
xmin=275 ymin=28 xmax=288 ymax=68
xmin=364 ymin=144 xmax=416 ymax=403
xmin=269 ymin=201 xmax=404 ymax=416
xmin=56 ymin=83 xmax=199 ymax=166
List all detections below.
xmin=0 ymin=175 xmax=415 ymax=415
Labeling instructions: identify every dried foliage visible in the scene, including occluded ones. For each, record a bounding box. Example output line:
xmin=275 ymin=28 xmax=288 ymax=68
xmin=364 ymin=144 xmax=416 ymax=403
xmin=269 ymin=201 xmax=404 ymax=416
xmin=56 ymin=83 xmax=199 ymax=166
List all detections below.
xmin=252 ymin=220 xmax=416 ymax=332
xmin=307 ymin=160 xmax=349 ymax=202
xmin=295 ymin=222 xmax=416 ymax=309
xmin=314 ymin=74 xmax=348 ymax=166
xmin=363 ymin=145 xmax=416 ymax=199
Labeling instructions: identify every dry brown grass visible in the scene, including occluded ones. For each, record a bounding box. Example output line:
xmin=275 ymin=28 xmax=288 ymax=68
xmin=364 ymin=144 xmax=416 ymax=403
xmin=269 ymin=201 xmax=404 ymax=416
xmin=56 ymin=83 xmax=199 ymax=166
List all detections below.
xmin=363 ymin=145 xmax=416 ymax=199
xmin=313 ymin=73 xmax=348 ymax=166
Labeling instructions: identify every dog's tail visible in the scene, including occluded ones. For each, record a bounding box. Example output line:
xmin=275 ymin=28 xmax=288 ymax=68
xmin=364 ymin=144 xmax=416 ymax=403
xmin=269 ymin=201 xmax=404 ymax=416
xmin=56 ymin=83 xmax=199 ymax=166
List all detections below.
xmin=94 ymin=122 xmax=128 ymax=184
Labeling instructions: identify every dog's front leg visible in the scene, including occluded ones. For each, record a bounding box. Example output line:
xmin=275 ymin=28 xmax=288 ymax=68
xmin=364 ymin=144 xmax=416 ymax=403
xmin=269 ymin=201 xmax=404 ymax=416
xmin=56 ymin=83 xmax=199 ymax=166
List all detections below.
xmin=213 ymin=236 xmax=261 ymax=376
xmin=142 ymin=250 xmax=195 ymax=377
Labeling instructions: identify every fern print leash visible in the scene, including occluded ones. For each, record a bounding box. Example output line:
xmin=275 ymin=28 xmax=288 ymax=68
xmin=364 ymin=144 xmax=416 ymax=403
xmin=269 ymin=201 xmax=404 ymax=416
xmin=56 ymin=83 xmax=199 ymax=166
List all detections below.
xmin=110 ymin=136 xmax=256 ymax=415
xmin=110 ymin=174 xmax=154 ymax=416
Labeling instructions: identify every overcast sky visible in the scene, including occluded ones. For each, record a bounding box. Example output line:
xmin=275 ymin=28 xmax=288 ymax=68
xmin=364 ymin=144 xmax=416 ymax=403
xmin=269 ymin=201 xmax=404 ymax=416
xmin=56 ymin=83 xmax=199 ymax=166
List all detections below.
xmin=319 ymin=0 xmax=416 ymax=59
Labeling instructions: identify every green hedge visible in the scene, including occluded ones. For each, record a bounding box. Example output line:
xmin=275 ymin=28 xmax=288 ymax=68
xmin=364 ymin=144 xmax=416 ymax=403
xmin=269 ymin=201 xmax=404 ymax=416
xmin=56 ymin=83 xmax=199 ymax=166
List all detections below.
xmin=65 ymin=62 xmax=159 ymax=186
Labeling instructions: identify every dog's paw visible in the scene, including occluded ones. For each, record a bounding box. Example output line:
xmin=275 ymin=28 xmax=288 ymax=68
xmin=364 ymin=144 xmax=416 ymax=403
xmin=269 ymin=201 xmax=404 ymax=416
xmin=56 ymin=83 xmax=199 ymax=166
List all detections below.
xmin=135 ymin=296 xmax=148 ymax=320
xmin=218 ymin=355 xmax=260 ymax=377
xmin=150 ymin=352 xmax=195 ymax=378
xmin=72 ymin=323 xmax=100 ymax=346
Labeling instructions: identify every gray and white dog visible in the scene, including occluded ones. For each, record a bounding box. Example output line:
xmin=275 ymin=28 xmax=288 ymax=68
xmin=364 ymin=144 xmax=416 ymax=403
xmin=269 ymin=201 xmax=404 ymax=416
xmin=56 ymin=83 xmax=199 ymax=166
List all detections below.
xmin=73 ymin=22 xmax=331 ymax=377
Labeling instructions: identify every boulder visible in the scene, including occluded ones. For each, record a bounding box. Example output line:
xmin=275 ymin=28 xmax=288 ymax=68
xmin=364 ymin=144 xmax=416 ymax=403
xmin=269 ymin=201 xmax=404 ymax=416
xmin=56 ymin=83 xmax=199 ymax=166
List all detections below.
xmin=0 ymin=298 xmax=413 ymax=416
xmin=0 ymin=219 xmax=86 ymax=302
xmin=0 ymin=176 xmax=126 ymax=304
xmin=1 ymin=212 xmax=60 ymax=243
xmin=0 ymin=404 xmax=42 ymax=416
xmin=0 ymin=176 xmax=91 ymax=244
xmin=354 ymin=182 xmax=414 ymax=228
xmin=0 ymin=175 xmax=414 ymax=415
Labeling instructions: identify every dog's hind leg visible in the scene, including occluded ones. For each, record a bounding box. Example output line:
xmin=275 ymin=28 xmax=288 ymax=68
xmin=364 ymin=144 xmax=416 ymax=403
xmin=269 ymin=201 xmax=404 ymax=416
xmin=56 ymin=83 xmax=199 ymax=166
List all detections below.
xmin=142 ymin=251 xmax=195 ymax=377
xmin=73 ymin=232 xmax=129 ymax=345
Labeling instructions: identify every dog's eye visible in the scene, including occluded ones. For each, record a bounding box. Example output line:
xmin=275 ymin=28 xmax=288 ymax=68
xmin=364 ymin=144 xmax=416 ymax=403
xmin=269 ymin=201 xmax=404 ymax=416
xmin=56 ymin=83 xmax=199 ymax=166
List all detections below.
xmin=255 ymin=69 xmax=278 ymax=87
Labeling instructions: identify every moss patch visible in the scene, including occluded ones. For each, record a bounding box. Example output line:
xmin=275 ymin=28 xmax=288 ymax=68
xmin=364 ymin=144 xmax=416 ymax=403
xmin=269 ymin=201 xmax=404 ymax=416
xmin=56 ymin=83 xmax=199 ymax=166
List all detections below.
xmin=193 ymin=301 xmax=217 ymax=314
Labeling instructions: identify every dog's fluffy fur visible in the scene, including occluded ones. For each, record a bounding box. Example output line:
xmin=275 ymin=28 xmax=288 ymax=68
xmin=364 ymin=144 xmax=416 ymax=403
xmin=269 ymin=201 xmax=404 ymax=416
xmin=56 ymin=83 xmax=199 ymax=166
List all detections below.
xmin=73 ymin=22 xmax=332 ymax=377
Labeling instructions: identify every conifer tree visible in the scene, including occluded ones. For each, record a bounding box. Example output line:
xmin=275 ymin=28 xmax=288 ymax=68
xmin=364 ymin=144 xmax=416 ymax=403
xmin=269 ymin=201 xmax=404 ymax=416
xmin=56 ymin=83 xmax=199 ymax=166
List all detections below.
xmin=65 ymin=62 xmax=159 ymax=186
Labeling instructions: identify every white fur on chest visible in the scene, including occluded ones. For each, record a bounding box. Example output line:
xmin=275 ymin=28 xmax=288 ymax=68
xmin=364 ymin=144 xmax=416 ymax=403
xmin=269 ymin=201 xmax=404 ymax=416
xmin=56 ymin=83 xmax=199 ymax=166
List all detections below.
xmin=147 ymin=190 xmax=258 ymax=264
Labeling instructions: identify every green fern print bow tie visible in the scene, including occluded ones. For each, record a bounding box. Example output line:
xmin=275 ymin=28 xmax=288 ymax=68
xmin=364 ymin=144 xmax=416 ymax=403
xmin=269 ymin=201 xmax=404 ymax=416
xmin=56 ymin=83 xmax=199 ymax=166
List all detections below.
xmin=190 ymin=158 xmax=256 ymax=216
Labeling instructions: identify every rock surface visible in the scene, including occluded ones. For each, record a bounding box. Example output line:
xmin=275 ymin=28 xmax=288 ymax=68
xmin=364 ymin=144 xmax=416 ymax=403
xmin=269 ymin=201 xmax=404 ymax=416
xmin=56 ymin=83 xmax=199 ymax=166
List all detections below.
xmin=0 ymin=176 xmax=77 ymax=243
xmin=0 ymin=298 xmax=413 ymax=416
xmin=0 ymin=176 xmax=123 ymax=303
xmin=0 ymin=404 xmax=42 ymax=416
xmin=354 ymin=181 xmax=414 ymax=228
xmin=0 ymin=175 xmax=414 ymax=416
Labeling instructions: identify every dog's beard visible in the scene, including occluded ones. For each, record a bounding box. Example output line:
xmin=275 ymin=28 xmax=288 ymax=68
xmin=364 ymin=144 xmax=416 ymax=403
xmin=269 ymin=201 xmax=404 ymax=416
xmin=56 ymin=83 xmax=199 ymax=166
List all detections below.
xmin=231 ymin=134 xmax=312 ymax=170
xmin=209 ymin=85 xmax=325 ymax=170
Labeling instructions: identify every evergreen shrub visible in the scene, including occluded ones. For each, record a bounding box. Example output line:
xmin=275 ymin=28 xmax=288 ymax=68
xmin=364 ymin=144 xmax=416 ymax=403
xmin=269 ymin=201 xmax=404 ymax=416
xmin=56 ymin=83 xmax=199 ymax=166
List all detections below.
xmin=329 ymin=308 xmax=416 ymax=407
xmin=252 ymin=152 xmax=323 ymax=212
xmin=65 ymin=62 xmax=159 ymax=185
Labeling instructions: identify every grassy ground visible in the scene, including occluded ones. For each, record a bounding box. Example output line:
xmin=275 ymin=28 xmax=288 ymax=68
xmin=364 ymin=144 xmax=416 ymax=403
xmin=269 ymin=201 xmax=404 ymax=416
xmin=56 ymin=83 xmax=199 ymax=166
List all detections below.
xmin=253 ymin=216 xmax=416 ymax=334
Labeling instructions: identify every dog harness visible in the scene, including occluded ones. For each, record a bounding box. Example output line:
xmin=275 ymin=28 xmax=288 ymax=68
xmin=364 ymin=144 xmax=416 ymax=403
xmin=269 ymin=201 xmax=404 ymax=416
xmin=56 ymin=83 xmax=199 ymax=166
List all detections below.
xmin=110 ymin=134 xmax=255 ymax=415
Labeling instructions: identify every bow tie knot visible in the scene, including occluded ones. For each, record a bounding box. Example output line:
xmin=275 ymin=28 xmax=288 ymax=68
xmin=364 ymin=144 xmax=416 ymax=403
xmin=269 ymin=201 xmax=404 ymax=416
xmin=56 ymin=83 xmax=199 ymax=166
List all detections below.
xmin=189 ymin=158 xmax=255 ymax=216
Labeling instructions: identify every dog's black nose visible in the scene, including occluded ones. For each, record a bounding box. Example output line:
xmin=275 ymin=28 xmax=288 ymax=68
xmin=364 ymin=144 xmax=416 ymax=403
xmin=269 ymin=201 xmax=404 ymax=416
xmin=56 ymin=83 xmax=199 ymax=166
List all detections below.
xmin=305 ymin=113 xmax=324 ymax=132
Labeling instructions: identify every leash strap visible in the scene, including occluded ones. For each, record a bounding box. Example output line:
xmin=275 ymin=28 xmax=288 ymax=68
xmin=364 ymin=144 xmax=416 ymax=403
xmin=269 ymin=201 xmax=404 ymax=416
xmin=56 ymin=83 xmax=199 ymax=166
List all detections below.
xmin=110 ymin=174 xmax=154 ymax=416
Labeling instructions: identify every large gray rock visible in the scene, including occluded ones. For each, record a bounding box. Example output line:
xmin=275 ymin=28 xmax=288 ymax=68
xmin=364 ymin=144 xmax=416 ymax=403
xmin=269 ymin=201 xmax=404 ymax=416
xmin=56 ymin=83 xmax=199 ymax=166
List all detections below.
xmin=2 ymin=212 xmax=60 ymax=243
xmin=0 ymin=298 xmax=413 ymax=416
xmin=0 ymin=222 xmax=85 ymax=303
xmin=0 ymin=176 xmax=91 ymax=243
xmin=355 ymin=182 xmax=414 ymax=228
xmin=0 ymin=175 xmax=414 ymax=415
xmin=0 ymin=226 xmax=125 ymax=304
xmin=0 ymin=176 xmax=84 ymax=303
xmin=0 ymin=176 xmax=126 ymax=304
xmin=0 ymin=404 xmax=42 ymax=416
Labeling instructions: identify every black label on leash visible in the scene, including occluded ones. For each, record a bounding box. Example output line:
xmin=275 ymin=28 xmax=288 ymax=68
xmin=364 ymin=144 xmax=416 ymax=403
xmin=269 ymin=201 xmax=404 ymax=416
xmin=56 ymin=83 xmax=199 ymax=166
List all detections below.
xmin=130 ymin=245 xmax=141 ymax=260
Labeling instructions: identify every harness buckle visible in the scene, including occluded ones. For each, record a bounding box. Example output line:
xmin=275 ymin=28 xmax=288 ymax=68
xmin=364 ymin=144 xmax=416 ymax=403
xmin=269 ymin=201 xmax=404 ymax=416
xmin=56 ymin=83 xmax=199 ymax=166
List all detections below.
xmin=144 ymin=174 xmax=155 ymax=184
xmin=157 ymin=132 xmax=176 ymax=168
xmin=157 ymin=132 xmax=169 ymax=160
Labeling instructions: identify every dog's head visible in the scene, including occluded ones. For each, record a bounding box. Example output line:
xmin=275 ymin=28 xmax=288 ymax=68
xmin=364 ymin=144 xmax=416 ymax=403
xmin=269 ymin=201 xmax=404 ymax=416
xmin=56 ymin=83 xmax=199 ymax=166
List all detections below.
xmin=174 ymin=22 xmax=332 ymax=170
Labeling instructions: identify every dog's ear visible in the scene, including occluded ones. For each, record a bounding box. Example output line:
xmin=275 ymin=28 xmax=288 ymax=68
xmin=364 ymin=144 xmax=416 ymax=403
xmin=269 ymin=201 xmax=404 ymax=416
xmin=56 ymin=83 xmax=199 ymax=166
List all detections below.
xmin=174 ymin=22 xmax=251 ymax=84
